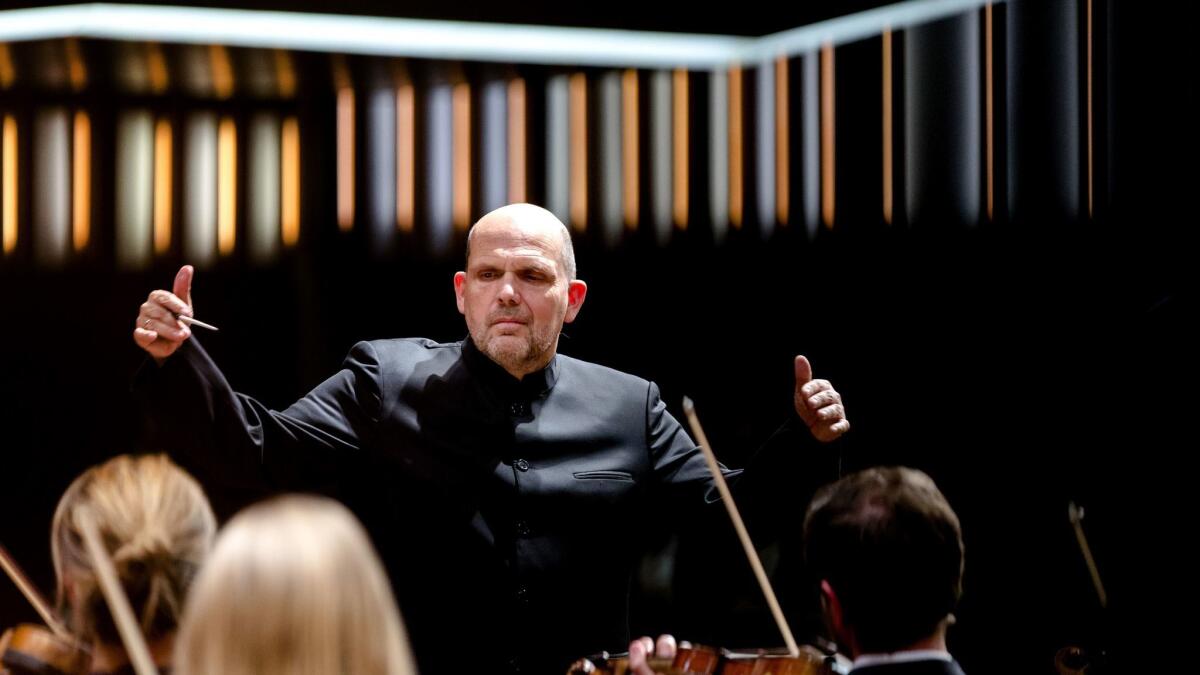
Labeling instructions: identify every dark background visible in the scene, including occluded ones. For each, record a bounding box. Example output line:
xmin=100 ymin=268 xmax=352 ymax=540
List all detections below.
xmin=1 ymin=1 xmax=1192 ymax=673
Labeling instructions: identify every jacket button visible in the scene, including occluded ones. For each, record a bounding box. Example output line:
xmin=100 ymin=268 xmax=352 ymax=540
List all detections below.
xmin=516 ymin=585 xmax=530 ymax=603
xmin=515 ymin=458 xmax=530 ymax=472
xmin=515 ymin=520 xmax=531 ymax=536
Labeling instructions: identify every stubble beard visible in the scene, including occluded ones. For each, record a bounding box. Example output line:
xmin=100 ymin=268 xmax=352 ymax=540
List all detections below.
xmin=476 ymin=324 xmax=555 ymax=377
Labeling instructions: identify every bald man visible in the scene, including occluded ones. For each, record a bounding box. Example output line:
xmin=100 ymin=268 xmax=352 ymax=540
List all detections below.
xmin=133 ymin=204 xmax=849 ymax=675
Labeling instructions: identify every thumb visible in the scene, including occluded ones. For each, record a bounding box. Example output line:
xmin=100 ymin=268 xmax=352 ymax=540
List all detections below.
xmin=173 ymin=265 xmax=194 ymax=312
xmin=794 ymin=354 xmax=813 ymax=387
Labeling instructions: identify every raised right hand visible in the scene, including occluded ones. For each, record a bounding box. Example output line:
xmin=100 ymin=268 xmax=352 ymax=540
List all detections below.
xmin=133 ymin=265 xmax=195 ymax=365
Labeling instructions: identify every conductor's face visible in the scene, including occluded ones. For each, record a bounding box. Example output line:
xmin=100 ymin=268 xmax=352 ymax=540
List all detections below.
xmin=454 ymin=206 xmax=586 ymax=379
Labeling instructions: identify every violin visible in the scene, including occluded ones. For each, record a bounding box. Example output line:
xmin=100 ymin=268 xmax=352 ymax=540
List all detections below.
xmin=1 ymin=507 xmax=161 ymax=675
xmin=718 ymin=646 xmax=846 ymax=675
xmin=565 ymin=642 xmax=717 ymax=675
xmin=567 ymin=642 xmax=846 ymax=675
xmin=567 ymin=402 xmax=852 ymax=675
xmin=0 ymin=624 xmax=91 ymax=675
xmin=0 ymin=545 xmax=91 ymax=675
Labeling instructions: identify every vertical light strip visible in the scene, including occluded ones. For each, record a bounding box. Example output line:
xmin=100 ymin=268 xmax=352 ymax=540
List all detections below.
xmin=153 ymin=118 xmax=172 ymax=254
xmin=117 ymin=43 xmax=150 ymax=94
xmin=902 ymin=12 xmax=983 ymax=227
xmin=33 ymin=109 xmax=70 ymax=266
xmin=146 ymin=43 xmax=168 ymax=95
xmin=396 ymin=82 xmax=415 ymax=232
xmin=116 ymin=111 xmax=154 ymax=269
xmin=0 ymin=44 xmax=14 ymax=89
xmin=0 ymin=95 xmax=19 ymax=252
xmin=883 ymin=30 xmax=893 ymax=226
xmin=1086 ymin=0 xmax=1093 ymax=219
xmin=209 ymin=45 xmax=234 ymax=99
xmin=708 ymin=69 xmax=729 ymax=243
xmin=621 ymin=69 xmax=639 ymax=229
xmin=426 ymin=80 xmax=453 ymax=254
xmin=776 ymin=56 xmax=790 ymax=226
xmin=821 ymin=43 xmax=835 ymax=229
xmin=248 ymin=113 xmax=280 ymax=263
xmin=650 ymin=70 xmax=671 ymax=243
xmin=672 ymin=68 xmax=689 ymax=229
xmin=507 ymin=78 xmax=527 ymax=205
xmin=368 ymin=86 xmax=396 ymax=247
xmin=599 ymin=70 xmax=622 ymax=244
xmin=985 ymin=3 xmax=993 ymax=221
xmin=65 ymin=39 xmax=87 ymax=91
xmin=183 ymin=113 xmax=216 ymax=267
xmin=545 ymin=75 xmax=569 ymax=223
xmin=337 ymin=87 xmax=355 ymax=231
xmin=756 ymin=61 xmax=775 ymax=236
xmin=2 ymin=115 xmax=15 ymax=254
xmin=481 ymin=77 xmax=508 ymax=215
xmin=802 ymin=51 xmax=820 ymax=238
xmin=568 ymin=72 xmax=588 ymax=232
xmin=281 ymin=116 xmax=300 ymax=246
xmin=453 ymin=82 xmax=472 ymax=230
xmin=274 ymin=49 xmax=296 ymax=98
xmin=217 ymin=117 xmax=236 ymax=255
xmin=73 ymin=111 xmax=91 ymax=252
xmin=728 ymin=65 xmax=743 ymax=229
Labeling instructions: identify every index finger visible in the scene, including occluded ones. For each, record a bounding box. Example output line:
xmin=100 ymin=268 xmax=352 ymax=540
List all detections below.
xmin=148 ymin=290 xmax=192 ymax=317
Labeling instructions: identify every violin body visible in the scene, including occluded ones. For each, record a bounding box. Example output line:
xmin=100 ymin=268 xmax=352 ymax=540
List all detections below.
xmin=567 ymin=642 xmax=847 ymax=675
xmin=718 ymin=648 xmax=836 ymax=675
xmin=0 ymin=624 xmax=91 ymax=675
xmin=565 ymin=643 xmax=718 ymax=675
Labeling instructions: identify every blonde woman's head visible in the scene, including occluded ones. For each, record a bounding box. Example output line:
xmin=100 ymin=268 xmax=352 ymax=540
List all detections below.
xmin=176 ymin=494 xmax=417 ymax=675
xmin=51 ymin=453 xmax=216 ymax=646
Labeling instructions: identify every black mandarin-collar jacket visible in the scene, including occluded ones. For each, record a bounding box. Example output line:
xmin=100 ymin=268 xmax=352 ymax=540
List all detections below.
xmin=138 ymin=336 xmax=836 ymax=674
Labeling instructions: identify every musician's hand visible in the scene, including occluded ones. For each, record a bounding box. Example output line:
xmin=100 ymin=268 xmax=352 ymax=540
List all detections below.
xmin=794 ymin=355 xmax=850 ymax=442
xmin=629 ymin=635 xmax=677 ymax=675
xmin=133 ymin=265 xmax=195 ymax=365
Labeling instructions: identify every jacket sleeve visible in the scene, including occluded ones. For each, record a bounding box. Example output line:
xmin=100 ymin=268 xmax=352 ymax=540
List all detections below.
xmin=133 ymin=338 xmax=385 ymax=494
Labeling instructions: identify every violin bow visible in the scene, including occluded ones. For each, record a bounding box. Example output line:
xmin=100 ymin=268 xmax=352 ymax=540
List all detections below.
xmin=1068 ymin=502 xmax=1108 ymax=608
xmin=682 ymin=397 xmax=800 ymax=658
xmin=0 ymin=543 xmax=73 ymax=639
xmin=74 ymin=508 xmax=159 ymax=675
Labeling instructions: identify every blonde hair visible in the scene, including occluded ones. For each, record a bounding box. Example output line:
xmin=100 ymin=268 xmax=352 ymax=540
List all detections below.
xmin=175 ymin=495 xmax=418 ymax=675
xmin=51 ymin=454 xmax=216 ymax=645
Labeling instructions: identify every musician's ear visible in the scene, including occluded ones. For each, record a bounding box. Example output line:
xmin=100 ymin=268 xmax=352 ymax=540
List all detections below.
xmin=819 ymin=579 xmax=853 ymax=653
xmin=819 ymin=580 xmax=839 ymax=621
